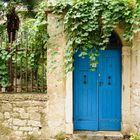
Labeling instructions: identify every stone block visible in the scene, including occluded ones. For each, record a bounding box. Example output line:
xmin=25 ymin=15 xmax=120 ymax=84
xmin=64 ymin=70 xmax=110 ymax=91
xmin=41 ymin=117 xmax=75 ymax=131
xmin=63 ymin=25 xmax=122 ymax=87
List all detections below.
xmin=30 ymin=112 xmax=41 ymax=121
xmin=27 ymin=107 xmax=38 ymax=112
xmin=19 ymin=127 xmax=33 ymax=131
xmin=15 ymin=131 xmax=23 ymax=136
xmin=28 ymin=120 xmax=41 ymax=127
xmin=13 ymin=126 xmax=18 ymax=131
xmin=0 ymin=135 xmax=9 ymax=140
xmin=1 ymin=103 xmax=12 ymax=112
xmin=13 ymin=108 xmax=24 ymax=114
xmin=32 ymin=127 xmax=39 ymax=131
xmin=14 ymin=101 xmax=31 ymax=107
xmin=7 ymin=118 xmax=12 ymax=123
xmin=12 ymin=112 xmax=20 ymax=118
xmin=4 ymin=112 xmax=10 ymax=119
xmin=28 ymin=131 xmax=33 ymax=135
xmin=0 ymin=112 xmax=4 ymax=120
xmin=20 ymin=113 xmax=29 ymax=119
xmin=13 ymin=119 xmax=26 ymax=126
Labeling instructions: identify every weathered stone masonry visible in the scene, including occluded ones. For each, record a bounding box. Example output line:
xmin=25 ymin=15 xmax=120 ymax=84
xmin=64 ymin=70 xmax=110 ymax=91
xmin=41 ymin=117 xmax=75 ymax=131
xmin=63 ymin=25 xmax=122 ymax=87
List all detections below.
xmin=0 ymin=94 xmax=48 ymax=140
xmin=131 ymin=32 xmax=140 ymax=133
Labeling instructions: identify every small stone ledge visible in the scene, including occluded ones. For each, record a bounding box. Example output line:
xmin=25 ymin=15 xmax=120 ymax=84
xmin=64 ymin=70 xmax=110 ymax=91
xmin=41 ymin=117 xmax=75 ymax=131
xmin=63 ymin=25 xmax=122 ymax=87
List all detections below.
xmin=73 ymin=131 xmax=123 ymax=140
xmin=0 ymin=94 xmax=48 ymax=102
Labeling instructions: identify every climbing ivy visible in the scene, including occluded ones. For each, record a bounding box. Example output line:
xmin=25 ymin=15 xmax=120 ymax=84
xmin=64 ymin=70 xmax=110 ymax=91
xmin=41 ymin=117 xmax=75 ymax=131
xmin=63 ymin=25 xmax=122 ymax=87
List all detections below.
xmin=50 ymin=0 xmax=140 ymax=73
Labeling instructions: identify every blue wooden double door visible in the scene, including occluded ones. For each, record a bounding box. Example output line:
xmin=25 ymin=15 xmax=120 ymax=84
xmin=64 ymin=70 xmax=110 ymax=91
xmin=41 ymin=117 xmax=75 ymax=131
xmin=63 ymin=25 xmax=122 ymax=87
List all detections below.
xmin=74 ymin=50 xmax=121 ymax=131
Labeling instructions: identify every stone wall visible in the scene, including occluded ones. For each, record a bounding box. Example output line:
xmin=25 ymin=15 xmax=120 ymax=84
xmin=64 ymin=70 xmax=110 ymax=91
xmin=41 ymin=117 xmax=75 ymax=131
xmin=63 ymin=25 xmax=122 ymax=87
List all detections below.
xmin=130 ymin=32 xmax=140 ymax=133
xmin=0 ymin=94 xmax=48 ymax=140
xmin=47 ymin=13 xmax=66 ymax=138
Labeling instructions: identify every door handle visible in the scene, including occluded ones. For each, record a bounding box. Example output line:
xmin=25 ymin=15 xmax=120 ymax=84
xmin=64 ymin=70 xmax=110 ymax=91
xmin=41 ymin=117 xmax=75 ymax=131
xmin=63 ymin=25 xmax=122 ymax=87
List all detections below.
xmin=108 ymin=76 xmax=111 ymax=85
xmin=83 ymin=75 xmax=87 ymax=84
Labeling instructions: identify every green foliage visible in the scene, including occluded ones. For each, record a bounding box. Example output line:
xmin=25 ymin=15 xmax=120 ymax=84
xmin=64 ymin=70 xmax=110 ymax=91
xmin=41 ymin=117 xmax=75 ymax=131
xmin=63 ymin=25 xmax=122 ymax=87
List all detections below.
xmin=130 ymin=133 xmax=140 ymax=140
xmin=0 ymin=24 xmax=6 ymax=35
xmin=0 ymin=1 xmax=48 ymax=90
xmin=55 ymin=131 xmax=66 ymax=140
xmin=0 ymin=0 xmax=43 ymax=9
xmin=18 ymin=1 xmax=49 ymax=86
xmin=51 ymin=0 xmax=140 ymax=73
xmin=0 ymin=0 xmax=45 ymax=19
xmin=0 ymin=41 xmax=11 ymax=88
xmin=20 ymin=2 xmax=49 ymax=50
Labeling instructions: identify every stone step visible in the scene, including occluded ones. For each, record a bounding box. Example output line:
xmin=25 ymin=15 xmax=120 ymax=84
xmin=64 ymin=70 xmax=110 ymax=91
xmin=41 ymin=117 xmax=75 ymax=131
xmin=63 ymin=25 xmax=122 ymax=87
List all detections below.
xmin=73 ymin=131 xmax=124 ymax=140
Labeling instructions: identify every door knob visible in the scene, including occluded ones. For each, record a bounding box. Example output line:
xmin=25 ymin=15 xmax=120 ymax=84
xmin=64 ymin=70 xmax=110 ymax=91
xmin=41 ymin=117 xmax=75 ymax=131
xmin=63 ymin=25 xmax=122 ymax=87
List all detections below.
xmin=108 ymin=76 xmax=111 ymax=85
xmin=83 ymin=75 xmax=87 ymax=84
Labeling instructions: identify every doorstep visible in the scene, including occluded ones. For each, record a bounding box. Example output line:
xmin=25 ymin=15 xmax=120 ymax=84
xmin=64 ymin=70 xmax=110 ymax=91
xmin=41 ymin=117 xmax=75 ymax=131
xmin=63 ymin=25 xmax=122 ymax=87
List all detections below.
xmin=73 ymin=131 xmax=124 ymax=140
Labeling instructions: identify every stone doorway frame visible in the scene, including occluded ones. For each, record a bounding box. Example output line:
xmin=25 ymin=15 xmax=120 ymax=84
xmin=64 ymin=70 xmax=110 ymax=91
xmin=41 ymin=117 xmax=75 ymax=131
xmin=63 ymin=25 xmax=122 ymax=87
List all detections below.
xmin=65 ymin=26 xmax=131 ymax=134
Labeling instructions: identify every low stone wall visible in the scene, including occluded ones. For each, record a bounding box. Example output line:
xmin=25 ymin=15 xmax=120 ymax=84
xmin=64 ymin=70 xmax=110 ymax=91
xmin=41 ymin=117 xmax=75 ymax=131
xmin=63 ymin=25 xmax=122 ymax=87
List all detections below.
xmin=0 ymin=94 xmax=48 ymax=140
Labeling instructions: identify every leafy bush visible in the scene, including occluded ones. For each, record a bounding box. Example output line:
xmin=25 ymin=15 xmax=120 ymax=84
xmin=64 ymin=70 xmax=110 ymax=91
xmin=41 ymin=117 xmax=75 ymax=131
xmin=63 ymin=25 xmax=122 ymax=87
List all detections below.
xmin=0 ymin=1 xmax=48 ymax=91
xmin=130 ymin=133 xmax=140 ymax=140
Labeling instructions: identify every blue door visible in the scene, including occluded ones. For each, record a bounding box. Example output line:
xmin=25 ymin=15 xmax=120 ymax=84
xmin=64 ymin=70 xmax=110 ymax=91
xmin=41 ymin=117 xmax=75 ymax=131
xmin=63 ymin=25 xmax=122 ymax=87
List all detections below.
xmin=74 ymin=50 xmax=121 ymax=131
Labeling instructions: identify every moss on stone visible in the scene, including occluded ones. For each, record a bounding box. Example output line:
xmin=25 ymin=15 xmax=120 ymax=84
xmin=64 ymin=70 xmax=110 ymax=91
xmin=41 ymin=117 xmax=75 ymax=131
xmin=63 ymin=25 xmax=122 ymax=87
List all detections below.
xmin=26 ymin=134 xmax=38 ymax=140
xmin=55 ymin=132 xmax=66 ymax=140
xmin=0 ymin=123 xmax=12 ymax=135
xmin=40 ymin=112 xmax=46 ymax=125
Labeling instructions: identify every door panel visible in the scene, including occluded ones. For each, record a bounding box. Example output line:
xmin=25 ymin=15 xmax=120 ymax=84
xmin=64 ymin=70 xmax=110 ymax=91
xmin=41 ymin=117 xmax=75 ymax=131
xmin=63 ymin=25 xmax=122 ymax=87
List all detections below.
xmin=74 ymin=53 xmax=98 ymax=130
xmin=99 ymin=50 xmax=121 ymax=130
xmin=74 ymin=50 xmax=121 ymax=131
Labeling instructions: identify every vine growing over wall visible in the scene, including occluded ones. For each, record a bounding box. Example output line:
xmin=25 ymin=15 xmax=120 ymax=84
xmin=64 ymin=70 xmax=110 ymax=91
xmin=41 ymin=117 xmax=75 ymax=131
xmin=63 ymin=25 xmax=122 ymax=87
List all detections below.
xmin=51 ymin=0 xmax=140 ymax=73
